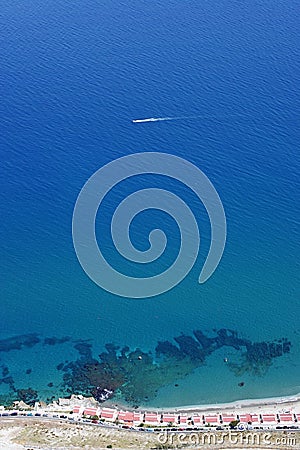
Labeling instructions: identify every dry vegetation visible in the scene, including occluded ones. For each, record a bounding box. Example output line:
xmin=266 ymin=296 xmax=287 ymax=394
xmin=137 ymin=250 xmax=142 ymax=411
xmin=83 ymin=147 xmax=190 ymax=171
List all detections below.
xmin=1 ymin=419 xmax=158 ymax=449
xmin=0 ymin=418 xmax=299 ymax=449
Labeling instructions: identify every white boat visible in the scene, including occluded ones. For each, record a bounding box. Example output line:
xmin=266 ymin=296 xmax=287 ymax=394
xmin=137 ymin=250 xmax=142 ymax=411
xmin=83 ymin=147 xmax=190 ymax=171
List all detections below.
xmin=132 ymin=118 xmax=158 ymax=123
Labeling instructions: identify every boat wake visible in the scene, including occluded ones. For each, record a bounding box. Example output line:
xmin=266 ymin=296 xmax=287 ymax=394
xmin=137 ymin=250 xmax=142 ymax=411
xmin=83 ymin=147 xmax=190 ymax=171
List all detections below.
xmin=132 ymin=117 xmax=173 ymax=123
xmin=131 ymin=113 xmax=242 ymax=124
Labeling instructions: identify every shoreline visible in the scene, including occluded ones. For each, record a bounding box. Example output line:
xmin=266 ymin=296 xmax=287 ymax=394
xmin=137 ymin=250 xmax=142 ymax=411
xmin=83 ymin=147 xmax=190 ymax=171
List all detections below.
xmin=108 ymin=392 xmax=300 ymax=414
xmin=154 ymin=393 xmax=300 ymax=413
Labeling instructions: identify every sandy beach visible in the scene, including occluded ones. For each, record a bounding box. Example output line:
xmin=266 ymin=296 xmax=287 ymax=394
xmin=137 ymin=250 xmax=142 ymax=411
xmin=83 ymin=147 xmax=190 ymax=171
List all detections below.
xmin=154 ymin=393 xmax=300 ymax=414
xmin=106 ymin=392 xmax=300 ymax=415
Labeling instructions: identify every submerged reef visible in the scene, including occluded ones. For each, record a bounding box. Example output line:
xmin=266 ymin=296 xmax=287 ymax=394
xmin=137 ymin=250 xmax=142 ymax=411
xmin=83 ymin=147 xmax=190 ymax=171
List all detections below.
xmin=0 ymin=334 xmax=40 ymax=353
xmin=228 ymin=338 xmax=291 ymax=376
xmin=60 ymin=341 xmax=197 ymax=405
xmin=0 ymin=330 xmax=292 ymax=406
xmin=0 ymin=334 xmax=73 ymax=354
xmin=43 ymin=336 xmax=71 ymax=346
xmin=58 ymin=329 xmax=291 ymax=406
xmin=16 ymin=388 xmax=39 ymax=406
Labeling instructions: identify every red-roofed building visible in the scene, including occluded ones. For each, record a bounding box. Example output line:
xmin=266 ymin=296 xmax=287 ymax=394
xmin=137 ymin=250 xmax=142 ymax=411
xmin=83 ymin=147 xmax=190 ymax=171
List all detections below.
xmin=133 ymin=412 xmax=143 ymax=424
xmin=279 ymin=413 xmax=294 ymax=423
xmin=250 ymin=414 xmax=260 ymax=423
xmin=238 ymin=414 xmax=252 ymax=423
xmin=179 ymin=414 xmax=188 ymax=425
xmin=144 ymin=412 xmax=161 ymax=424
xmin=192 ymin=415 xmax=203 ymax=425
xmin=161 ymin=413 xmax=177 ymax=425
xmin=118 ymin=411 xmax=134 ymax=423
xmin=221 ymin=414 xmax=236 ymax=423
xmin=83 ymin=407 xmax=98 ymax=416
xmin=261 ymin=414 xmax=277 ymax=424
xmin=73 ymin=406 xmax=81 ymax=414
xmin=100 ymin=408 xmax=117 ymax=421
xmin=204 ymin=415 xmax=219 ymax=424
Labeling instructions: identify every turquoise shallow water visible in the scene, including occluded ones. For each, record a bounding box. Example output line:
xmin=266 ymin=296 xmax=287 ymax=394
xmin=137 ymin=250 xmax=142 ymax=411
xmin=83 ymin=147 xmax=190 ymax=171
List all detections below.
xmin=0 ymin=0 xmax=299 ymax=406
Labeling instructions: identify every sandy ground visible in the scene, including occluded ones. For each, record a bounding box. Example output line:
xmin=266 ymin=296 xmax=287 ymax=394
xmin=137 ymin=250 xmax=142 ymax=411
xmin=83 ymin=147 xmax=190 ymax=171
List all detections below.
xmin=0 ymin=419 xmax=159 ymax=449
xmin=0 ymin=425 xmax=24 ymax=450
xmin=0 ymin=418 xmax=300 ymax=450
xmin=150 ymin=394 xmax=300 ymax=415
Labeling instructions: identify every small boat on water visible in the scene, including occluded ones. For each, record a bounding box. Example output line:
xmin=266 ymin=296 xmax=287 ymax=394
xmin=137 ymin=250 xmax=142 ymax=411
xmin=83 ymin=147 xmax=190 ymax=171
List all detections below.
xmin=132 ymin=118 xmax=158 ymax=123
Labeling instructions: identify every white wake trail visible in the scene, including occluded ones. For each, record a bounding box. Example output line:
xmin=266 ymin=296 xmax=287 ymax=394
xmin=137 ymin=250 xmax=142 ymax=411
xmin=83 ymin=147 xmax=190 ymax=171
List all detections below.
xmin=132 ymin=117 xmax=173 ymax=123
xmin=131 ymin=114 xmax=226 ymax=123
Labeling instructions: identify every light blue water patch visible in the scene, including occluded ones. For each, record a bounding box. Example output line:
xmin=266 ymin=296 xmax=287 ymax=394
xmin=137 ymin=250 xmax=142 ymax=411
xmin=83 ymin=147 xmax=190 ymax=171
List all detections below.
xmin=148 ymin=349 xmax=300 ymax=408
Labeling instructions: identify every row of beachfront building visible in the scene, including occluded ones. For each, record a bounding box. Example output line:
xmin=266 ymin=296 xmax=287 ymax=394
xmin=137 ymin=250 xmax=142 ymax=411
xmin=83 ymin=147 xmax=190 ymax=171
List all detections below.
xmin=73 ymin=406 xmax=300 ymax=427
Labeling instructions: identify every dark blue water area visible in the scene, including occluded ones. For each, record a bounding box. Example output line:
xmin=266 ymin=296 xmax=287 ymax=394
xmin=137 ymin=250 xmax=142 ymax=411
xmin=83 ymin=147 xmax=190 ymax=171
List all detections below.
xmin=0 ymin=0 xmax=299 ymax=405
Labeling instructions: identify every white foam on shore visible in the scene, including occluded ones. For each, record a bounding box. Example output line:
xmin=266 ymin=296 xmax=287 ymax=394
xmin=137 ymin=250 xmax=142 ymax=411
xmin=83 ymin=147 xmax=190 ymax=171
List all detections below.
xmin=151 ymin=393 xmax=300 ymax=413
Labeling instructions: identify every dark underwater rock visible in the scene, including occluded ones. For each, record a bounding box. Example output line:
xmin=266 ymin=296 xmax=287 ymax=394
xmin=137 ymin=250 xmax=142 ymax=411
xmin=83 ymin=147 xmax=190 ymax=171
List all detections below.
xmin=283 ymin=340 xmax=291 ymax=353
xmin=2 ymin=376 xmax=13 ymax=384
xmin=156 ymin=340 xmax=182 ymax=359
xmin=2 ymin=366 xmax=9 ymax=377
xmin=174 ymin=334 xmax=205 ymax=361
xmin=17 ymin=388 xmax=38 ymax=406
xmin=246 ymin=342 xmax=269 ymax=363
xmin=216 ymin=329 xmax=249 ymax=350
xmin=74 ymin=341 xmax=94 ymax=361
xmin=275 ymin=344 xmax=283 ymax=356
xmin=120 ymin=346 xmax=130 ymax=357
xmin=193 ymin=330 xmax=216 ymax=352
xmin=44 ymin=336 xmax=71 ymax=346
xmin=269 ymin=343 xmax=278 ymax=358
xmin=0 ymin=334 xmax=40 ymax=353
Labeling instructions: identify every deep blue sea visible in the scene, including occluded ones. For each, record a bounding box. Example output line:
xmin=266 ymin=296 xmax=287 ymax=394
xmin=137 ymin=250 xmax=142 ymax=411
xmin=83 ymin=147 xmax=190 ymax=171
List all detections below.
xmin=1 ymin=0 xmax=299 ymax=407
